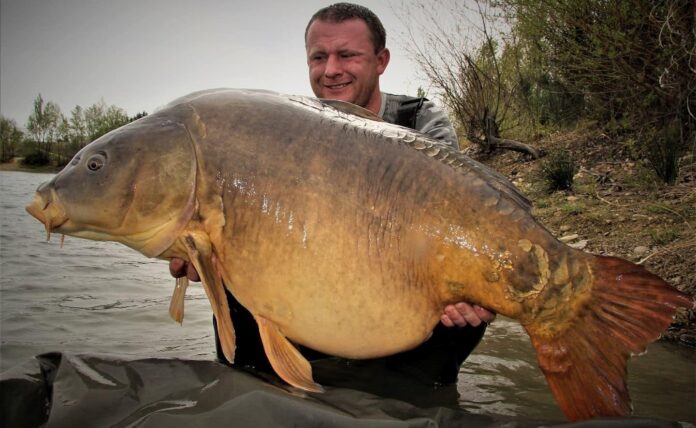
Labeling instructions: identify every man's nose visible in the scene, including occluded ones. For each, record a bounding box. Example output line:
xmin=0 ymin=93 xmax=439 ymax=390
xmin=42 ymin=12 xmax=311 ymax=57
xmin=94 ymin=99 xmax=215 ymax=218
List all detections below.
xmin=324 ymin=54 xmax=342 ymax=77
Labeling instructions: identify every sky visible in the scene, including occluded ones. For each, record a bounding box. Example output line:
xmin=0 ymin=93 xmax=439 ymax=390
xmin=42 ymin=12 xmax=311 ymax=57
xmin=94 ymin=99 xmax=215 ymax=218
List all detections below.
xmin=1 ymin=0 xmax=437 ymax=127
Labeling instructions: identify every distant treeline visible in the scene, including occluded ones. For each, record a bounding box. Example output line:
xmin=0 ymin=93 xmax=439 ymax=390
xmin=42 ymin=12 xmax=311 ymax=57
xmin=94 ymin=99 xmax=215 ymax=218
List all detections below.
xmin=0 ymin=95 xmax=147 ymax=167
xmin=403 ymin=0 xmax=694 ymax=183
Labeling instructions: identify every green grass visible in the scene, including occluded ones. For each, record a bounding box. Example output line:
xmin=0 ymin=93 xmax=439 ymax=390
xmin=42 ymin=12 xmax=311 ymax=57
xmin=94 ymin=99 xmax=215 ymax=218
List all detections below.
xmin=650 ymin=228 xmax=680 ymax=245
xmin=535 ymin=198 xmax=551 ymax=209
xmin=560 ymin=202 xmax=585 ymax=215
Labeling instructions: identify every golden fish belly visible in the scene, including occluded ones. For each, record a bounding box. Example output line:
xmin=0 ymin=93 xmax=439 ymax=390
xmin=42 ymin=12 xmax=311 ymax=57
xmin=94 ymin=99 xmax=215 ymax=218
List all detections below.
xmin=237 ymin=275 xmax=440 ymax=358
xmin=218 ymin=210 xmax=443 ymax=358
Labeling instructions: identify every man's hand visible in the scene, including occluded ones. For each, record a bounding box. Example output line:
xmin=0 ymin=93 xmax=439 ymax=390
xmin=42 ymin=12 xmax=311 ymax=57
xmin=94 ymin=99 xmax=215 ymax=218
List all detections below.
xmin=441 ymin=303 xmax=495 ymax=328
xmin=169 ymin=258 xmax=200 ymax=282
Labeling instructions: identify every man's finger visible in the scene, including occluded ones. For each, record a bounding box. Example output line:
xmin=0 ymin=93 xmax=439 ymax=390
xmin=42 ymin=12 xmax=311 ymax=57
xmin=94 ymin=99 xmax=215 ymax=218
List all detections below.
xmin=169 ymin=258 xmax=186 ymax=277
xmin=186 ymin=262 xmax=201 ymax=282
xmin=440 ymin=314 xmax=455 ymax=328
xmin=455 ymin=303 xmax=482 ymax=327
xmin=444 ymin=304 xmax=474 ymax=327
xmin=473 ymin=305 xmax=496 ymax=323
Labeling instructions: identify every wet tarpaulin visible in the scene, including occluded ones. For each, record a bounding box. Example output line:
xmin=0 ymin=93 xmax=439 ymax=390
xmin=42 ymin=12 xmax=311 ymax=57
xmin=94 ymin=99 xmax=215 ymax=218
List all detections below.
xmin=0 ymin=352 xmax=687 ymax=428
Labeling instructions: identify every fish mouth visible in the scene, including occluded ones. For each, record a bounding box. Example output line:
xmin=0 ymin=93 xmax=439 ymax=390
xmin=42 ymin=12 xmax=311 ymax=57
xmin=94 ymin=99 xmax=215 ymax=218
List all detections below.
xmin=26 ymin=192 xmax=70 ymax=241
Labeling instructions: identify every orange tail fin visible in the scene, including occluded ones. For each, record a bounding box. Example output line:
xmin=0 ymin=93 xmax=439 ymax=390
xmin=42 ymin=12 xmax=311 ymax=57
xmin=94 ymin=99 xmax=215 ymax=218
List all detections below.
xmin=525 ymin=255 xmax=692 ymax=421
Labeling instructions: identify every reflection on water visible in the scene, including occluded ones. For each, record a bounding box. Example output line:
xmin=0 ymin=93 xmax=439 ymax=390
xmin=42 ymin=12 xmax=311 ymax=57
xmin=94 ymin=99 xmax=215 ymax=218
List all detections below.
xmin=1 ymin=171 xmax=694 ymax=423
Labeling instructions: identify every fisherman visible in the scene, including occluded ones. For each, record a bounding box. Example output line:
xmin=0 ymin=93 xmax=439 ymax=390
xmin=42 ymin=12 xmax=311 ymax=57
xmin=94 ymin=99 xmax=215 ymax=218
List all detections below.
xmin=170 ymin=2 xmax=495 ymax=386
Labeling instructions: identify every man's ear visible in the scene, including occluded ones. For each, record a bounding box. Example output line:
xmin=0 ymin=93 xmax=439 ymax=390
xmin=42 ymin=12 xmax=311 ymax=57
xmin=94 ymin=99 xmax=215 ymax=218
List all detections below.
xmin=376 ymin=48 xmax=390 ymax=75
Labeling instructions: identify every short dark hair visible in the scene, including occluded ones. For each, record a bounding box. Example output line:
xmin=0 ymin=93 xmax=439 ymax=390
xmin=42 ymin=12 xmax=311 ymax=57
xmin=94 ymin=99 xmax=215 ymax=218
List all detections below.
xmin=305 ymin=2 xmax=387 ymax=53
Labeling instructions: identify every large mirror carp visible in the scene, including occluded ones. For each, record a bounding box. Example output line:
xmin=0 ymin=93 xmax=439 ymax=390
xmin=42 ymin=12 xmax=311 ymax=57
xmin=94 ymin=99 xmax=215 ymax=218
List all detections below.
xmin=27 ymin=89 xmax=692 ymax=421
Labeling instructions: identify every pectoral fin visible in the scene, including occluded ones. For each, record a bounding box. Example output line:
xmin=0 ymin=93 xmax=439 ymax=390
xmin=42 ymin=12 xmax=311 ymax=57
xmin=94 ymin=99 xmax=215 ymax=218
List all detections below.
xmin=183 ymin=234 xmax=236 ymax=363
xmin=169 ymin=276 xmax=189 ymax=324
xmin=255 ymin=316 xmax=323 ymax=393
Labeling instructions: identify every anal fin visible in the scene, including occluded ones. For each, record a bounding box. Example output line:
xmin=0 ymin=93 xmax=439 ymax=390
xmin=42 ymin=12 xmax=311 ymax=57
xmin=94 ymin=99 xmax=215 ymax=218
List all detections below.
xmin=255 ymin=316 xmax=323 ymax=393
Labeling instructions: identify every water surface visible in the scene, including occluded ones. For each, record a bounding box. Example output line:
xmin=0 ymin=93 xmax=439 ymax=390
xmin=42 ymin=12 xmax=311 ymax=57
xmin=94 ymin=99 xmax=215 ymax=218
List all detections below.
xmin=1 ymin=171 xmax=216 ymax=370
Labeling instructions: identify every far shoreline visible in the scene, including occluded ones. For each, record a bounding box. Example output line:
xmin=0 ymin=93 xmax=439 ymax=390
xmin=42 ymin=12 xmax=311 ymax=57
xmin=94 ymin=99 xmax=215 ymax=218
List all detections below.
xmin=0 ymin=159 xmax=60 ymax=174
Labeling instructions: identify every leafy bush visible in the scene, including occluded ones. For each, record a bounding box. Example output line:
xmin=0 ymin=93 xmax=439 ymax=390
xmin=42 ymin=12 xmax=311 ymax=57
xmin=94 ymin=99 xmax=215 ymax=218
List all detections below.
xmin=1 ymin=116 xmax=24 ymax=163
xmin=641 ymin=119 xmax=683 ymax=184
xmin=21 ymin=151 xmax=50 ymax=166
xmin=504 ymin=0 xmax=693 ymax=182
xmin=541 ymin=149 xmax=577 ymax=191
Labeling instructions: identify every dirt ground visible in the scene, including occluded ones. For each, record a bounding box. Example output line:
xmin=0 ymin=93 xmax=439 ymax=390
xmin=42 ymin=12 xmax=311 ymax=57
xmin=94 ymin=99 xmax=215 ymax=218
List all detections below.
xmin=470 ymin=123 xmax=695 ymax=346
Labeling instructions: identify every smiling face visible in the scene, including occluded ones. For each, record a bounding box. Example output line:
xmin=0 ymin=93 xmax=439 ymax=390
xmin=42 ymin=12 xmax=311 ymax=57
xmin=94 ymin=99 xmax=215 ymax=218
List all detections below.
xmin=306 ymin=18 xmax=390 ymax=115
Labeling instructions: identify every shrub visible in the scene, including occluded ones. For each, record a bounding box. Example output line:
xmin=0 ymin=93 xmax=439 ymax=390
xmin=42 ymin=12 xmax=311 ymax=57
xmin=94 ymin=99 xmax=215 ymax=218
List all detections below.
xmin=541 ymin=149 xmax=577 ymax=191
xmin=21 ymin=151 xmax=50 ymax=166
xmin=642 ymin=119 xmax=682 ymax=184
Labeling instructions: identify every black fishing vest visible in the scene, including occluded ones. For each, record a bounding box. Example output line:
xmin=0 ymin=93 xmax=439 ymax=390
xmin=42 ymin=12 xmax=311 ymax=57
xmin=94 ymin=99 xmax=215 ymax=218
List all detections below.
xmin=394 ymin=96 xmax=426 ymax=130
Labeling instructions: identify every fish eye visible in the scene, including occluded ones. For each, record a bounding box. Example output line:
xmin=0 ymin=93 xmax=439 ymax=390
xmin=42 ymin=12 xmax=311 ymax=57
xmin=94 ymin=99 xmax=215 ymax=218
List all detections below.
xmin=86 ymin=153 xmax=106 ymax=171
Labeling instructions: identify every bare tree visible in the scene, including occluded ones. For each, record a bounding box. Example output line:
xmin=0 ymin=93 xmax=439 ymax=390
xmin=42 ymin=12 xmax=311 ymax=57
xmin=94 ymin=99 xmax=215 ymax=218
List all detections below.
xmin=398 ymin=0 xmax=540 ymax=158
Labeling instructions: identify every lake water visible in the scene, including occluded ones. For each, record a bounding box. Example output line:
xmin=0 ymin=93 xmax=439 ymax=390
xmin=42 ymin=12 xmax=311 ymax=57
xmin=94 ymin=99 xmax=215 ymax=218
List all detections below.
xmin=1 ymin=170 xmax=694 ymax=423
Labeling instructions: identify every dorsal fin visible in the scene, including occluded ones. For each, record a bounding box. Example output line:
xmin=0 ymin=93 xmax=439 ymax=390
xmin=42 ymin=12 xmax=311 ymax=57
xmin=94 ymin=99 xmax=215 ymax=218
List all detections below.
xmin=320 ymin=99 xmax=384 ymax=122
xmin=401 ymin=134 xmax=533 ymax=212
xmin=322 ymin=97 xmax=531 ymax=212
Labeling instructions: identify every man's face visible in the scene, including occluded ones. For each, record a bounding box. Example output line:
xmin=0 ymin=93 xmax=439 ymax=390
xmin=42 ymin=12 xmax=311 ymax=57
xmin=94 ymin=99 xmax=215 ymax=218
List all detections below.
xmin=306 ymin=18 xmax=390 ymax=114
